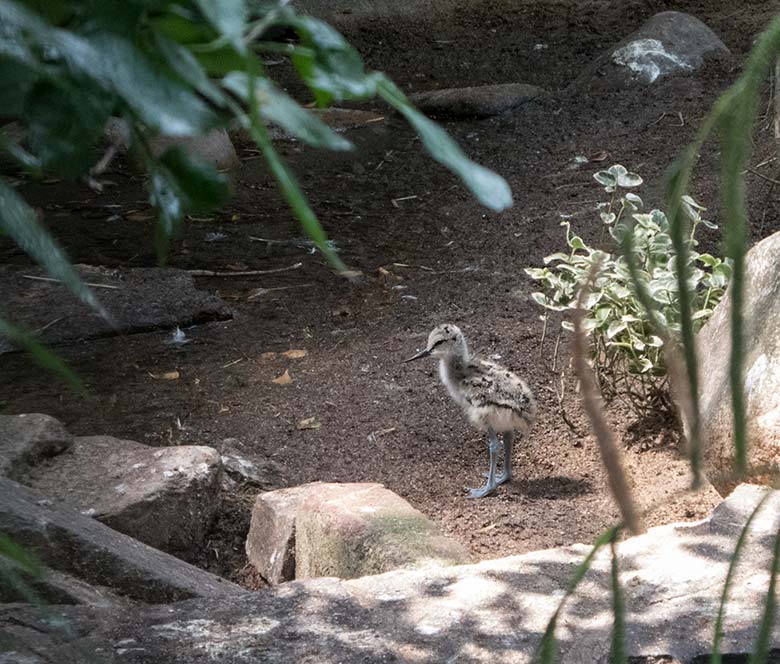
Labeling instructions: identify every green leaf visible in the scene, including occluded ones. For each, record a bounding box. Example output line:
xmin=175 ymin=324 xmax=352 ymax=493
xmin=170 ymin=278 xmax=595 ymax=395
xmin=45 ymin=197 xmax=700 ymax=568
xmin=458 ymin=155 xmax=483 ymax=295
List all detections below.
xmin=0 ymin=59 xmax=38 ymax=116
xmin=534 ymin=527 xmax=618 ymax=664
xmin=543 ymin=252 xmax=570 ymax=265
xmin=749 ymin=511 xmax=780 ymax=664
xmin=0 ymin=315 xmax=83 ymax=392
xmin=194 ymin=0 xmax=247 ymax=53
xmin=600 ymin=212 xmax=616 ymax=225
xmin=594 ymin=170 xmax=616 ymax=188
xmin=223 ymin=72 xmax=353 ymax=151
xmin=150 ymin=13 xmax=215 ymax=45
xmin=195 ymin=46 xmax=254 ymax=76
xmin=159 ymin=147 xmax=231 ymax=213
xmin=609 ymin=534 xmax=627 ymax=664
xmin=290 ymin=14 xmax=377 ymax=103
xmin=525 ymin=268 xmax=549 ymax=280
xmin=624 ymin=192 xmax=643 ymax=209
xmin=153 ymin=32 xmax=227 ymax=107
xmin=711 ymin=492 xmax=771 ymax=664
xmin=0 ymin=532 xmax=43 ymax=605
xmin=89 ymin=33 xmax=219 ymax=137
xmin=616 ymin=170 xmax=642 ymax=188
xmin=243 ymin=83 xmax=347 ymax=272
xmin=146 ymin=147 xmax=230 ymax=262
xmin=376 ymin=76 xmax=512 ymax=212
xmin=0 ymin=180 xmax=111 ymax=322
xmin=24 ymin=80 xmax=114 ymax=177
xmin=606 ymin=321 xmax=627 ymax=339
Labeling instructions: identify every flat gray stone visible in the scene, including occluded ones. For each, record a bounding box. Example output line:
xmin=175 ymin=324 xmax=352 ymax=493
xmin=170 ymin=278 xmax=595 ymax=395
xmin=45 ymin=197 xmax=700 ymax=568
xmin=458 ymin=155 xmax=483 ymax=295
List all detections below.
xmin=0 ymin=478 xmax=244 ymax=604
xmin=576 ymin=11 xmax=731 ymax=92
xmin=698 ymin=231 xmax=780 ymax=495
xmin=410 ymin=83 xmax=544 ymax=119
xmin=0 ymin=413 xmax=71 ymax=479
xmin=247 ymin=482 xmax=471 ymax=583
xmin=3 ymin=484 xmax=780 ymax=662
xmin=22 ymin=436 xmax=223 ymax=557
xmin=0 ymin=265 xmax=232 ymax=354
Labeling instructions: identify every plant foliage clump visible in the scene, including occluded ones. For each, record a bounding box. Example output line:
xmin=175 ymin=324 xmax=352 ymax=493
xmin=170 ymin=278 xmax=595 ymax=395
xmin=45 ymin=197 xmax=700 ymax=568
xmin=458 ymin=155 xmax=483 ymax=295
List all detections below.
xmin=0 ymin=0 xmax=512 ymax=379
xmin=525 ymin=165 xmax=730 ymax=414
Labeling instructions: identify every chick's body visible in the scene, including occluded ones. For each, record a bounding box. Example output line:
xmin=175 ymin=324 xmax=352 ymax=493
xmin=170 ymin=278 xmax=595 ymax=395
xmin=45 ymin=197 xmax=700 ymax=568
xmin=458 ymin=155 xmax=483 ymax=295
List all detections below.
xmin=406 ymin=323 xmax=537 ymax=498
xmin=439 ymin=354 xmax=536 ymax=434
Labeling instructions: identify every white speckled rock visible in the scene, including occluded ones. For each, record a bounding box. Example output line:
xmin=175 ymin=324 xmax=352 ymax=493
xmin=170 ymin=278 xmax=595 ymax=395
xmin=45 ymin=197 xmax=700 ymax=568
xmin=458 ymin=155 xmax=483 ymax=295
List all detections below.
xmin=575 ymin=11 xmax=731 ymax=92
xmin=22 ymin=436 xmax=222 ymax=557
xmin=698 ymin=231 xmax=780 ymax=495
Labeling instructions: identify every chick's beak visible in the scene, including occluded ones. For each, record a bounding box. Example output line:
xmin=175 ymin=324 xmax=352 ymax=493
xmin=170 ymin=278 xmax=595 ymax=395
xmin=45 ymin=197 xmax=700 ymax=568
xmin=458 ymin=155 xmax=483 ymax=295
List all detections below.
xmin=402 ymin=347 xmax=432 ymax=363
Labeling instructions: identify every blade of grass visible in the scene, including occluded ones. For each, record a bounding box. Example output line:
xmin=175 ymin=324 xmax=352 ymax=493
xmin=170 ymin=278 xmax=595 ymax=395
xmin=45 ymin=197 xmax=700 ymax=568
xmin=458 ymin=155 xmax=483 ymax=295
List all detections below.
xmin=664 ymin=18 xmax=780 ymax=482
xmin=619 ymin=221 xmax=700 ymax=486
xmin=573 ymin=261 xmax=640 ymax=534
xmin=748 ymin=504 xmax=780 ymax=664
xmin=0 ymin=315 xmax=83 ymax=392
xmin=609 ymin=531 xmax=627 ymax=664
xmin=0 ymin=533 xmax=42 ymax=605
xmin=711 ymin=490 xmax=773 ymax=664
xmin=0 ymin=180 xmax=111 ymax=325
xmin=714 ymin=27 xmax=779 ymax=476
xmin=534 ymin=526 xmax=619 ymax=663
xmin=719 ymin=103 xmax=751 ymax=477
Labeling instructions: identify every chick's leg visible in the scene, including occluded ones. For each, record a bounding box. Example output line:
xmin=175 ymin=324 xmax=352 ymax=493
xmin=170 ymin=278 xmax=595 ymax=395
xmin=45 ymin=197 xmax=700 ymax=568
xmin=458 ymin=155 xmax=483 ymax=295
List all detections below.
xmin=466 ymin=429 xmax=500 ymax=498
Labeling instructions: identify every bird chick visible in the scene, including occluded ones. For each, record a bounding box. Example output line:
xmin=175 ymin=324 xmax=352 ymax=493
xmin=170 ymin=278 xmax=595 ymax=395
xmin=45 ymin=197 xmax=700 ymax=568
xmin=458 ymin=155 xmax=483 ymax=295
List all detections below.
xmin=405 ymin=324 xmax=537 ymax=498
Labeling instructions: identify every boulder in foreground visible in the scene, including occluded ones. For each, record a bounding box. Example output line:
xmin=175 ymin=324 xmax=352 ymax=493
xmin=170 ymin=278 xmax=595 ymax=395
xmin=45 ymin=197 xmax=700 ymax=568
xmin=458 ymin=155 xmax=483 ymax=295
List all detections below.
xmin=698 ymin=231 xmax=780 ymax=494
xmin=23 ymin=436 xmax=222 ymax=557
xmin=3 ymin=484 xmax=779 ymax=662
xmin=246 ymin=482 xmax=470 ymax=583
xmin=0 ymin=478 xmax=243 ymax=604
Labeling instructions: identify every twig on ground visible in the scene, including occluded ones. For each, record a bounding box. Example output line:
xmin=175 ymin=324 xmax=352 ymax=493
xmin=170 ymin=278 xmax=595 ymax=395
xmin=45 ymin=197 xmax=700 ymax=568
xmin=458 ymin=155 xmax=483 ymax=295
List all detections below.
xmin=187 ymin=263 xmax=303 ymax=277
xmin=21 ymin=274 xmax=120 ymax=289
xmin=554 ymin=370 xmax=583 ymax=436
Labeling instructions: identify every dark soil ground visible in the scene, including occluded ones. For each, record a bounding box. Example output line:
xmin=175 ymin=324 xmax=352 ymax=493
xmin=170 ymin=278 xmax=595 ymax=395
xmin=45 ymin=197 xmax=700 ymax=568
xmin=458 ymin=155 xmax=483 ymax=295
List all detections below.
xmin=3 ymin=0 xmax=780 ymax=585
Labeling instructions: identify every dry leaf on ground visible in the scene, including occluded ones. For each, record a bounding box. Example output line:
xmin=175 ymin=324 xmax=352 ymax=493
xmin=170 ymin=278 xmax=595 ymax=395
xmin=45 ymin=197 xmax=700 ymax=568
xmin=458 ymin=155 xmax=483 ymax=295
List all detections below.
xmin=149 ymin=370 xmax=180 ymax=380
xmin=297 ymin=417 xmax=321 ymax=430
xmin=272 ymin=369 xmax=293 ymax=385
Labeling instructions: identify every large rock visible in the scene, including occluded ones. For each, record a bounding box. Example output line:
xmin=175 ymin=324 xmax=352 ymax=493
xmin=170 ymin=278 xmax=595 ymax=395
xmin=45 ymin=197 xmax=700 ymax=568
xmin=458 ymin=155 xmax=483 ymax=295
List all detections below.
xmin=3 ymin=484 xmax=780 ymax=662
xmin=22 ymin=436 xmax=222 ymax=557
xmin=219 ymin=438 xmax=286 ymax=491
xmin=0 ymin=413 xmax=71 ymax=479
xmin=105 ymin=118 xmax=240 ymax=170
xmin=0 ymin=478 xmax=243 ymax=603
xmin=0 ymin=265 xmax=232 ymax=354
xmin=699 ymin=231 xmax=780 ymax=495
xmin=410 ymin=83 xmax=544 ymax=119
xmin=246 ymin=482 xmax=470 ymax=583
xmin=576 ymin=12 xmax=731 ymax=92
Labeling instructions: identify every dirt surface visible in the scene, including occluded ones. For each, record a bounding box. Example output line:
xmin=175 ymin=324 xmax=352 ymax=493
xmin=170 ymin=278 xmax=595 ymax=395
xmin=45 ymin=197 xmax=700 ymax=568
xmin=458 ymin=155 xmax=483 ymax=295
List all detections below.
xmin=2 ymin=1 xmax=780 ymax=584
